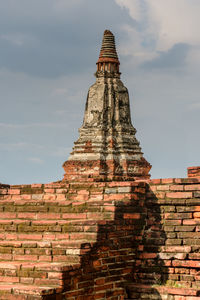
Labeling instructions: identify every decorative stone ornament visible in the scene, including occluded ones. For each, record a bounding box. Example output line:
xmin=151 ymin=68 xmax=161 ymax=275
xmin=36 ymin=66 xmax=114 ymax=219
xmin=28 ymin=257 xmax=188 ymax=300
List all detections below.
xmin=63 ymin=30 xmax=151 ymax=181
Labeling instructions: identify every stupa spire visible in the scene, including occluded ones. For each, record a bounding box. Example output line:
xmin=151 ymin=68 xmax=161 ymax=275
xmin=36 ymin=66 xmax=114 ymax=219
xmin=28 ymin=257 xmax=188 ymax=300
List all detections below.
xmin=62 ymin=30 xmax=151 ymax=181
xmin=96 ymin=30 xmax=120 ymax=75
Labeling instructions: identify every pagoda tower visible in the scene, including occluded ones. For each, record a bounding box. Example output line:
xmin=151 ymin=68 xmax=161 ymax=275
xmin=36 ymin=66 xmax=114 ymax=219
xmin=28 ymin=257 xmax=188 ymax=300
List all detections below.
xmin=63 ymin=30 xmax=151 ymax=181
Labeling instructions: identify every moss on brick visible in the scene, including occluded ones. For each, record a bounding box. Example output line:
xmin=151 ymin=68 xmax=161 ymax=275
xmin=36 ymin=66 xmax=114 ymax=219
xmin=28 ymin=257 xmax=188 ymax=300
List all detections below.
xmin=62 ymin=224 xmax=83 ymax=233
xmin=21 ymin=186 xmax=44 ymax=194
xmin=18 ymin=224 xmax=33 ymax=232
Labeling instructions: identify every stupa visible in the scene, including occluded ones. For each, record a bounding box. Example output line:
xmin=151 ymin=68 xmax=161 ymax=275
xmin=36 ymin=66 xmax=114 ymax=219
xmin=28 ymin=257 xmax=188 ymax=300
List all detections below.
xmin=63 ymin=30 xmax=151 ymax=181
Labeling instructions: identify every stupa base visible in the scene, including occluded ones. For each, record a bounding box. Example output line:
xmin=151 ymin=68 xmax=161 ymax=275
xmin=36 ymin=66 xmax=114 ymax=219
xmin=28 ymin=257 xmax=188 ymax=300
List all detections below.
xmin=62 ymin=158 xmax=151 ymax=182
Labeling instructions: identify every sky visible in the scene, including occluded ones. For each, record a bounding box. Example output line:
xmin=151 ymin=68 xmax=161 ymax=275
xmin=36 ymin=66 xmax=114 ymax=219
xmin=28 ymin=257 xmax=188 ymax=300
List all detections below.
xmin=0 ymin=0 xmax=200 ymax=184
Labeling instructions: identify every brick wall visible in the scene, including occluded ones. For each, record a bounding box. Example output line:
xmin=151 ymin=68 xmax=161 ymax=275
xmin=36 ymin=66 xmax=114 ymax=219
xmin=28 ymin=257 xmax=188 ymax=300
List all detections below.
xmin=0 ymin=181 xmax=146 ymax=299
xmin=128 ymin=177 xmax=200 ymax=299
xmin=1 ymin=176 xmax=200 ymax=299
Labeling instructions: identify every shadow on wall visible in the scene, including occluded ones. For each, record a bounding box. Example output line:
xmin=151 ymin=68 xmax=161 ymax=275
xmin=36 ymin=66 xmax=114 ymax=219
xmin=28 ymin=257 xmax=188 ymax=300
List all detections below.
xmin=61 ymin=182 xmax=168 ymax=299
xmin=127 ymin=184 xmax=168 ymax=299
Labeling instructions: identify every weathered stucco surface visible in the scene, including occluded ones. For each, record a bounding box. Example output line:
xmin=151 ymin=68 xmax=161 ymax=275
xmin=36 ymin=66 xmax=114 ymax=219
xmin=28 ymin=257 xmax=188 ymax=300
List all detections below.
xmin=63 ymin=31 xmax=151 ymax=181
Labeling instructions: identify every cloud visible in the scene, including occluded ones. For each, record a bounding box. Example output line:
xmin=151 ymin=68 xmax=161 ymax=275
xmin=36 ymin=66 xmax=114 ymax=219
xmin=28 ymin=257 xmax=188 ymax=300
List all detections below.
xmin=146 ymin=0 xmax=200 ymax=50
xmin=115 ymin=0 xmax=141 ymax=21
xmin=0 ymin=0 xmax=129 ymax=78
xmin=115 ymin=0 xmax=200 ymax=50
xmin=115 ymin=0 xmax=200 ymax=69
xmin=142 ymin=43 xmax=190 ymax=70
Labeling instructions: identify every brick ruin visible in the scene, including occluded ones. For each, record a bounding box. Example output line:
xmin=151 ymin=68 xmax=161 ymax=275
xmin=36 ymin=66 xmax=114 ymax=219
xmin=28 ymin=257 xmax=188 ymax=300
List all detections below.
xmin=0 ymin=30 xmax=200 ymax=300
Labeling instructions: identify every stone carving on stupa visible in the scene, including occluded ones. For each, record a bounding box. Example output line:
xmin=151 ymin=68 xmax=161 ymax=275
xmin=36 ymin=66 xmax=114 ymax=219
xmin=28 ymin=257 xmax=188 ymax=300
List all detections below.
xmin=63 ymin=30 xmax=151 ymax=181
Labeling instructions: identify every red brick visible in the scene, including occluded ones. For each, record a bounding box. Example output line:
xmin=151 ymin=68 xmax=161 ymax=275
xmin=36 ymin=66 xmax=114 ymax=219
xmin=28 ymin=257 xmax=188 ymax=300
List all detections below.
xmin=156 ymin=185 xmax=170 ymax=191
xmin=0 ymin=276 xmax=19 ymax=283
xmin=162 ymin=178 xmax=174 ymax=184
xmin=17 ymin=213 xmax=36 ymax=219
xmin=20 ymin=277 xmax=34 ymax=284
xmin=139 ymin=253 xmax=157 ymax=259
xmin=31 ymin=184 xmax=43 ymax=188
xmin=154 ymin=192 xmax=165 ymax=198
xmin=0 ymin=212 xmax=16 ymax=219
xmin=185 ymin=185 xmax=200 ymax=191
xmin=87 ymin=213 xmax=105 ymax=219
xmin=0 ymin=254 xmax=12 ymax=260
xmin=165 ymin=212 xmax=192 ymax=219
xmin=194 ymin=206 xmax=200 ymax=211
xmin=161 ymin=246 xmax=191 ymax=253
xmin=9 ymin=189 xmax=20 ymax=195
xmin=166 ymin=192 xmax=192 ymax=198
xmin=124 ymin=213 xmax=141 ymax=219
xmin=189 ymin=253 xmax=200 ymax=259
xmin=108 ymin=181 xmax=134 ymax=187
xmin=43 ymin=233 xmax=56 ymax=240
xmin=95 ymin=278 xmax=105 ymax=285
xmin=43 ymin=194 xmax=56 ymax=200
xmin=93 ymin=260 xmax=102 ymax=267
xmin=149 ymin=179 xmax=161 ymax=184
xmin=164 ymin=219 xmax=182 ymax=225
xmin=70 ymin=194 xmax=89 ymax=201
xmin=55 ymin=233 xmax=69 ymax=240
xmin=103 ymin=206 xmax=115 ymax=212
xmin=104 ymin=194 xmax=128 ymax=201
xmin=44 ymin=188 xmax=54 ymax=193
xmin=37 ymin=213 xmax=61 ymax=219
xmin=13 ymin=255 xmax=37 ymax=261
xmin=170 ymin=185 xmax=184 ymax=191
xmin=20 ymin=195 xmax=31 ymax=200
xmin=62 ymin=213 xmax=87 ymax=219
xmin=193 ymin=212 xmax=200 ymax=218
xmin=149 ymin=185 xmax=157 ymax=191
xmin=34 ymin=278 xmax=62 ymax=285
xmin=11 ymin=195 xmax=21 ymax=200
xmin=0 ymin=220 xmax=12 ymax=224
xmin=77 ymin=189 xmax=89 ymax=195
xmin=18 ymin=234 xmax=42 ymax=240
xmin=183 ymin=219 xmax=200 ymax=225
xmin=172 ymin=260 xmax=200 ymax=268
xmin=56 ymin=194 xmax=66 ymax=200
xmin=38 ymin=255 xmax=52 ymax=262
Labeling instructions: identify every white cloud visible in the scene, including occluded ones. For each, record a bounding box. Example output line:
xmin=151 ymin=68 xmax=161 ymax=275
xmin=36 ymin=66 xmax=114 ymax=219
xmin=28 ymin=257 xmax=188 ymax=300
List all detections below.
xmin=115 ymin=0 xmax=200 ymax=61
xmin=146 ymin=0 xmax=200 ymax=50
xmin=118 ymin=24 xmax=156 ymax=65
xmin=115 ymin=0 xmax=141 ymax=21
